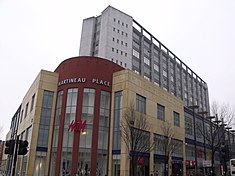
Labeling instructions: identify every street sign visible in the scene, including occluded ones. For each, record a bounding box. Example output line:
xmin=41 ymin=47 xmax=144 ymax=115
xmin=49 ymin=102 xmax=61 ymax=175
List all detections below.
xmin=203 ymin=160 xmax=212 ymax=167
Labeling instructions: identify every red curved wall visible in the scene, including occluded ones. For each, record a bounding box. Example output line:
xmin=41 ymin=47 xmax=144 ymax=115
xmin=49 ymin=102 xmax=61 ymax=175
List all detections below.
xmin=55 ymin=56 xmax=124 ymax=92
xmin=53 ymin=56 xmax=124 ymax=176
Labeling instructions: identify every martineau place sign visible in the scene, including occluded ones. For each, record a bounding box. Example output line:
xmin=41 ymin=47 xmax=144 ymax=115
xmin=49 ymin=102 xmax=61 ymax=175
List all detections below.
xmin=68 ymin=120 xmax=86 ymax=133
xmin=58 ymin=77 xmax=110 ymax=87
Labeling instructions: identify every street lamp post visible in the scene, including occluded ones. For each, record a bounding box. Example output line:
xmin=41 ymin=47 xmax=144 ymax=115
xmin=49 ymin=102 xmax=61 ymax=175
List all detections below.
xmin=214 ymin=117 xmax=228 ymax=176
xmin=198 ymin=111 xmax=208 ymax=175
xmin=206 ymin=116 xmax=216 ymax=176
xmin=230 ymin=130 xmax=235 ymax=158
xmin=188 ymin=105 xmax=199 ymax=175
xmin=225 ymin=126 xmax=232 ymax=160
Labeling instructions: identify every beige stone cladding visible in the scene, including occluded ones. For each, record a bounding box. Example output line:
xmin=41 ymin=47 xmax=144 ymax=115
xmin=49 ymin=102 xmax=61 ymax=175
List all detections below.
xmin=17 ymin=70 xmax=58 ymax=176
xmin=109 ymin=70 xmax=185 ymax=176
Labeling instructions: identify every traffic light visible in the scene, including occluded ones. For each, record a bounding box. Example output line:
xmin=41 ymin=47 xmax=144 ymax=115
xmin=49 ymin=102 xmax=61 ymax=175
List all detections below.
xmin=18 ymin=140 xmax=28 ymax=155
xmin=4 ymin=140 xmax=15 ymax=155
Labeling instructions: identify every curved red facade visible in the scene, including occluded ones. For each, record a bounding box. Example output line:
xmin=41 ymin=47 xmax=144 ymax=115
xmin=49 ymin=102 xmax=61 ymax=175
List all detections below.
xmin=55 ymin=56 xmax=124 ymax=93
xmin=51 ymin=56 xmax=124 ymax=176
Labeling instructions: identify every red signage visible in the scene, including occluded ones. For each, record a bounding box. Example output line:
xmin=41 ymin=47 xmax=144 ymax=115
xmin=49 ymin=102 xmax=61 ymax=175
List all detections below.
xmin=137 ymin=157 xmax=145 ymax=165
xmin=68 ymin=120 xmax=86 ymax=133
xmin=186 ymin=160 xmax=196 ymax=167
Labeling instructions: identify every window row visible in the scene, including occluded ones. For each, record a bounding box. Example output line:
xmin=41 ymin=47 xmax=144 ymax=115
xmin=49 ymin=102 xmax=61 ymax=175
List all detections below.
xmin=113 ymin=27 xmax=128 ymax=37
xmin=20 ymin=93 xmax=36 ymax=123
xmin=136 ymin=94 xmax=181 ymax=127
xmin=111 ymin=58 xmax=127 ymax=67
xmin=112 ymin=37 xmax=128 ymax=46
xmin=111 ymin=47 xmax=128 ymax=57
xmin=154 ymin=134 xmax=183 ymax=157
xmin=113 ymin=18 xmax=128 ymax=28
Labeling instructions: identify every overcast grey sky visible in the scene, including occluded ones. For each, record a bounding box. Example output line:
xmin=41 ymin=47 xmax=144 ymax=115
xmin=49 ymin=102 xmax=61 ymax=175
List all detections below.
xmin=1 ymin=0 xmax=235 ymax=139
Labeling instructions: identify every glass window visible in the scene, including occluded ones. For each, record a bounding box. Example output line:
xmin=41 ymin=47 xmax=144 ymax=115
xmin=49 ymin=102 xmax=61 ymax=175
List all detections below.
xmin=185 ymin=114 xmax=194 ymax=136
xmin=53 ymin=91 xmax=63 ymax=147
xmin=195 ymin=119 xmax=203 ymax=139
xmin=186 ymin=145 xmax=195 ymax=158
xmin=20 ymin=110 xmax=24 ymax=123
xmin=163 ymin=70 xmax=168 ymax=77
xmin=154 ymin=134 xmax=166 ymax=155
xmin=133 ymin=32 xmax=140 ymax=41
xmin=157 ymin=104 xmax=165 ymax=121
xmin=97 ymin=91 xmax=111 ymax=176
xmin=172 ymin=139 xmax=183 ymax=157
xmin=98 ymin=91 xmax=110 ymax=147
xmin=24 ymin=103 xmax=29 ymax=118
xmin=113 ymin=91 xmax=122 ymax=150
xmin=154 ymin=64 xmax=159 ymax=72
xmin=173 ymin=111 xmax=180 ymax=127
xmin=37 ymin=91 xmax=54 ymax=148
xmin=144 ymin=57 xmax=150 ymax=66
xmin=77 ymin=88 xmax=95 ymax=176
xmin=34 ymin=152 xmax=46 ymax=176
xmin=133 ymin=49 xmax=140 ymax=59
xmin=136 ymin=94 xmax=146 ymax=114
xmin=133 ymin=40 xmax=140 ymax=49
xmin=61 ymin=88 xmax=78 ymax=175
xmin=30 ymin=94 xmax=35 ymax=112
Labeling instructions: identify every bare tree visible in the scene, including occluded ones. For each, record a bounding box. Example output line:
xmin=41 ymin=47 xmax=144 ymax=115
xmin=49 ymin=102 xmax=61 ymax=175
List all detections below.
xmin=196 ymin=117 xmax=224 ymax=176
xmin=210 ymin=101 xmax=235 ymax=127
xmin=195 ymin=101 xmax=235 ymax=176
xmin=157 ymin=121 xmax=181 ymax=176
xmin=121 ymin=103 xmax=155 ymax=176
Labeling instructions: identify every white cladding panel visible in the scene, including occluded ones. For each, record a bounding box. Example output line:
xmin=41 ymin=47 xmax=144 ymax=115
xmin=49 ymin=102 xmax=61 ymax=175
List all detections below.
xmin=79 ymin=17 xmax=96 ymax=56
xmin=98 ymin=6 xmax=133 ymax=69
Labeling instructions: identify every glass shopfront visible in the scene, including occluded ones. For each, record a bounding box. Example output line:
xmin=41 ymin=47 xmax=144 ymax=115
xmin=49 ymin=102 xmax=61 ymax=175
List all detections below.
xmin=77 ymin=88 xmax=95 ymax=176
xmin=61 ymin=88 xmax=78 ymax=175
xmin=50 ymin=87 xmax=113 ymax=175
xmin=96 ymin=91 xmax=110 ymax=175
xmin=50 ymin=91 xmax=63 ymax=175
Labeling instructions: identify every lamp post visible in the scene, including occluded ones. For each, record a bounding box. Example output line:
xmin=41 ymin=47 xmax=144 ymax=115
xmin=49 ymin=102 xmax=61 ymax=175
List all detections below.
xmin=198 ymin=111 xmax=208 ymax=176
xmin=221 ymin=123 xmax=227 ymax=176
xmin=225 ymin=126 xmax=232 ymax=160
xmin=188 ymin=105 xmax=199 ymax=175
xmin=206 ymin=116 xmax=216 ymax=176
xmin=230 ymin=130 xmax=235 ymax=158
xmin=224 ymin=126 xmax=232 ymax=175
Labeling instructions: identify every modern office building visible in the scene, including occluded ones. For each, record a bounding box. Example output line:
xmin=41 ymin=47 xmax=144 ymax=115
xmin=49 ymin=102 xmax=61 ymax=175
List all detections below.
xmin=79 ymin=6 xmax=210 ymax=113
